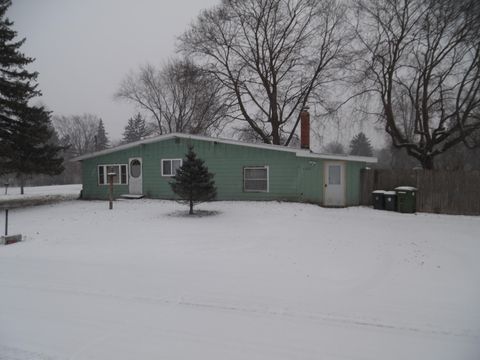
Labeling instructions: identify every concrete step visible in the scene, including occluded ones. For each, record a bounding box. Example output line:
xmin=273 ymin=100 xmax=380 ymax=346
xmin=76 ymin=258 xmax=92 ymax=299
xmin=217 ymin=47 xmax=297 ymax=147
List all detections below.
xmin=120 ymin=194 xmax=145 ymax=199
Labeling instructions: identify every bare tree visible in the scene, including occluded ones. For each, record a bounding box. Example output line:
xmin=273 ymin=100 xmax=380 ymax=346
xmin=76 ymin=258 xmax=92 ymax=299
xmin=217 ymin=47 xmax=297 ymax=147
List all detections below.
xmin=356 ymin=0 xmax=480 ymax=169
xmin=53 ymin=114 xmax=100 ymax=156
xmin=115 ymin=58 xmax=228 ymax=136
xmin=179 ymin=0 xmax=351 ymax=145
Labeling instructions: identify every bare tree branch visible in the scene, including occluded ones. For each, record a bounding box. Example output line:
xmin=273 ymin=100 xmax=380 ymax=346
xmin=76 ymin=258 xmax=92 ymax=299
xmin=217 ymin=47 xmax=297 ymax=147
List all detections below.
xmin=356 ymin=0 xmax=480 ymax=169
xmin=115 ymin=58 xmax=229 ymax=136
xmin=179 ymin=0 xmax=351 ymax=145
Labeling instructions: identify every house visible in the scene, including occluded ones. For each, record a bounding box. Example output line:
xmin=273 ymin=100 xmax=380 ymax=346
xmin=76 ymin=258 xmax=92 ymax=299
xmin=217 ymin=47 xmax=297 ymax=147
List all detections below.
xmin=74 ymin=110 xmax=376 ymax=206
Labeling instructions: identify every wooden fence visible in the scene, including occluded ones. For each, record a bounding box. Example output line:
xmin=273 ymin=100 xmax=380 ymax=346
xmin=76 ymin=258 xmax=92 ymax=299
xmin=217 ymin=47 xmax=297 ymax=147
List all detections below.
xmin=360 ymin=169 xmax=480 ymax=215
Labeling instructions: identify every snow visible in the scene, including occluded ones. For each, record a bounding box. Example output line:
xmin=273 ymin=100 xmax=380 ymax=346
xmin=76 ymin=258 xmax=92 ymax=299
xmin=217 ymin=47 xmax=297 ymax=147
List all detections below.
xmin=384 ymin=191 xmax=397 ymax=195
xmin=0 ymin=184 xmax=82 ymax=201
xmin=395 ymin=186 xmax=418 ymax=191
xmin=372 ymin=190 xmax=386 ymax=194
xmin=0 ymin=197 xmax=479 ymax=359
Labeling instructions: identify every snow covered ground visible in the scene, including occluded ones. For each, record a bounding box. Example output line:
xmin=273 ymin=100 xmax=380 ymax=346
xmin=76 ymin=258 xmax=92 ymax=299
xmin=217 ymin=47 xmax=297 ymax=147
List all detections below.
xmin=0 ymin=184 xmax=82 ymax=202
xmin=0 ymin=198 xmax=479 ymax=359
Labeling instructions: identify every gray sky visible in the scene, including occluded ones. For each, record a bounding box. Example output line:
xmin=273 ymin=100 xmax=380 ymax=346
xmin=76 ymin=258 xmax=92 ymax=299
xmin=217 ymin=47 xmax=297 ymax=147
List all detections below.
xmin=9 ymin=0 xmax=219 ymax=140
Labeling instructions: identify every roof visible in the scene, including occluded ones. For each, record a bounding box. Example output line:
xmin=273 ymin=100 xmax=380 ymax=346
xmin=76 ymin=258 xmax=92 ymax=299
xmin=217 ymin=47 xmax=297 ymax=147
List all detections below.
xmin=72 ymin=132 xmax=377 ymax=163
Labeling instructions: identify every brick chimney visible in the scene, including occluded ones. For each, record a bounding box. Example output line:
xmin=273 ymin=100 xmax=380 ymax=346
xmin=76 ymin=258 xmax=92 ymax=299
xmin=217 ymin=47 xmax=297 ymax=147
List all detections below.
xmin=300 ymin=106 xmax=310 ymax=150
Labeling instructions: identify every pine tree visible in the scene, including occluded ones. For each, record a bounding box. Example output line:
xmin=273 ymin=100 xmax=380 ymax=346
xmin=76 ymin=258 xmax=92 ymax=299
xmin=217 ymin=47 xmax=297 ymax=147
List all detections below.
xmin=323 ymin=141 xmax=346 ymax=155
xmin=122 ymin=113 xmax=150 ymax=143
xmin=95 ymin=119 xmax=109 ymax=150
xmin=349 ymin=132 xmax=373 ymax=157
xmin=5 ymin=106 xmax=64 ymax=193
xmin=0 ymin=0 xmax=39 ymax=167
xmin=170 ymin=146 xmax=217 ymax=215
xmin=0 ymin=0 xmax=64 ymax=192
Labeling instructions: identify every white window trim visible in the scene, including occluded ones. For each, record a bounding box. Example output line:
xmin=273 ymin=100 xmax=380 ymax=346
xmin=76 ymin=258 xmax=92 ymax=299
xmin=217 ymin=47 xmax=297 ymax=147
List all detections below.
xmin=243 ymin=166 xmax=269 ymax=193
xmin=161 ymin=158 xmax=183 ymax=177
xmin=97 ymin=164 xmax=128 ymax=185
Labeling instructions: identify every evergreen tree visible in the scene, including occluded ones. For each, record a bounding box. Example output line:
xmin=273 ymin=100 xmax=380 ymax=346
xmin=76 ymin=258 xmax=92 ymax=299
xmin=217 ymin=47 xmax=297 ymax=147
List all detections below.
xmin=323 ymin=141 xmax=346 ymax=155
xmin=122 ymin=113 xmax=150 ymax=143
xmin=349 ymin=132 xmax=373 ymax=157
xmin=0 ymin=0 xmax=64 ymax=191
xmin=4 ymin=106 xmax=64 ymax=193
xmin=170 ymin=146 xmax=216 ymax=215
xmin=95 ymin=119 xmax=109 ymax=150
xmin=0 ymin=0 xmax=39 ymax=167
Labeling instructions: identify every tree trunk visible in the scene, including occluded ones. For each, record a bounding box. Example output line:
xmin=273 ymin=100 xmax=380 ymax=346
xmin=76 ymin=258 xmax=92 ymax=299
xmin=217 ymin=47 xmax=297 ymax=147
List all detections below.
xmin=189 ymin=199 xmax=194 ymax=215
xmin=19 ymin=176 xmax=25 ymax=195
xmin=421 ymin=156 xmax=435 ymax=170
xmin=271 ymin=115 xmax=281 ymax=145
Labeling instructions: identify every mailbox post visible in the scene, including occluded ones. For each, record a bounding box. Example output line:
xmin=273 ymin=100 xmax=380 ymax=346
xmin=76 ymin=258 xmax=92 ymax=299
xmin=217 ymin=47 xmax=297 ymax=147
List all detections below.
xmin=4 ymin=209 xmax=8 ymax=236
xmin=107 ymin=172 xmax=116 ymax=210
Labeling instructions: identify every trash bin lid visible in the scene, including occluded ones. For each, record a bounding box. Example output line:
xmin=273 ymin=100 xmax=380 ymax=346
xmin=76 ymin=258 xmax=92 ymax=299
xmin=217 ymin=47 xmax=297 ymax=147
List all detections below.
xmin=395 ymin=186 xmax=417 ymax=191
xmin=384 ymin=191 xmax=397 ymax=195
xmin=372 ymin=190 xmax=386 ymax=194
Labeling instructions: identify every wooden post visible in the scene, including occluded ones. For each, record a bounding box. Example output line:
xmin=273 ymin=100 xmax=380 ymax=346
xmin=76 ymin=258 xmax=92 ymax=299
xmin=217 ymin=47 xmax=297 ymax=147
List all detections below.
xmin=107 ymin=172 xmax=116 ymax=210
xmin=4 ymin=183 xmax=8 ymax=195
xmin=4 ymin=209 xmax=8 ymax=236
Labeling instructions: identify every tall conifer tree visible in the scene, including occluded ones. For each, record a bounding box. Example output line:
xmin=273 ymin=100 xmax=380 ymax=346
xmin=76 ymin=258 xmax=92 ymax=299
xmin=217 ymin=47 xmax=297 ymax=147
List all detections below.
xmin=95 ymin=119 xmax=109 ymax=150
xmin=122 ymin=113 xmax=150 ymax=143
xmin=349 ymin=132 xmax=374 ymax=157
xmin=7 ymin=106 xmax=64 ymax=192
xmin=0 ymin=0 xmax=63 ymax=191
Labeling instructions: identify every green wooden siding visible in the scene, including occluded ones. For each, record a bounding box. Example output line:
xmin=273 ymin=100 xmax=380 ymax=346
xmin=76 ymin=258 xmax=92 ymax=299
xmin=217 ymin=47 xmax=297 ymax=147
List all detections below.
xmin=346 ymin=161 xmax=364 ymax=206
xmin=81 ymin=137 xmax=365 ymax=205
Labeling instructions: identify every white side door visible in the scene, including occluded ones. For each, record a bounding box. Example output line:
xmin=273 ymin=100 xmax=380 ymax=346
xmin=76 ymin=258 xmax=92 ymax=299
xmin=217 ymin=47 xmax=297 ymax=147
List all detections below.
xmin=128 ymin=157 xmax=143 ymax=195
xmin=324 ymin=161 xmax=346 ymax=207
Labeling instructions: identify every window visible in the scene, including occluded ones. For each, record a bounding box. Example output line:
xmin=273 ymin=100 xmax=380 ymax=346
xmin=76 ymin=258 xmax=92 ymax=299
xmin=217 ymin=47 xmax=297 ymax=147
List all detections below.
xmin=328 ymin=165 xmax=341 ymax=185
xmin=97 ymin=164 xmax=128 ymax=185
xmin=162 ymin=159 xmax=182 ymax=176
xmin=244 ymin=166 xmax=269 ymax=192
xmin=130 ymin=159 xmax=141 ymax=178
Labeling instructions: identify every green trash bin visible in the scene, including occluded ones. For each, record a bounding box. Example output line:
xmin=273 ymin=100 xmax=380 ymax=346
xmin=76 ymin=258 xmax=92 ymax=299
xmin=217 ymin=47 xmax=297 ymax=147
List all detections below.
xmin=395 ymin=186 xmax=417 ymax=213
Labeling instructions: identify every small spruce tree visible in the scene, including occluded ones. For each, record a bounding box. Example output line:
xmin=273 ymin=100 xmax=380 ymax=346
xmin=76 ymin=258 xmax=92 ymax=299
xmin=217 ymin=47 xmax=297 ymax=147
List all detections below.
xmin=95 ymin=119 xmax=109 ymax=150
xmin=349 ymin=132 xmax=373 ymax=157
xmin=170 ymin=146 xmax=216 ymax=215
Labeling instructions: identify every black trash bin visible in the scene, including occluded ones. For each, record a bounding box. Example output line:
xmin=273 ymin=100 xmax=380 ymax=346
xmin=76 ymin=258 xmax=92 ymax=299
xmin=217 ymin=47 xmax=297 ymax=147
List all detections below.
xmin=384 ymin=191 xmax=397 ymax=211
xmin=372 ymin=190 xmax=386 ymax=210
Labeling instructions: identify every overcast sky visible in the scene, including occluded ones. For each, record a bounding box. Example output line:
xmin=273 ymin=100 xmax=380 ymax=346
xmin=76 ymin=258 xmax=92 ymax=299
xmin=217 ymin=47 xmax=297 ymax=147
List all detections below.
xmin=9 ymin=0 xmax=219 ymax=140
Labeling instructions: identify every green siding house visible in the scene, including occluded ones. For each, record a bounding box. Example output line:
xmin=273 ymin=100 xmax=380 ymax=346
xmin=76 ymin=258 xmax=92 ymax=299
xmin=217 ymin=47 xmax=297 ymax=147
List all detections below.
xmin=74 ymin=133 xmax=376 ymax=207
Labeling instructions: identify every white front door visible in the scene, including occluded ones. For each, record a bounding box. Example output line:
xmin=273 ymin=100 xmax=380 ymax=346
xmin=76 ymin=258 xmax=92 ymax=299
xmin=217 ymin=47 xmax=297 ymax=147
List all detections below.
xmin=324 ymin=161 xmax=346 ymax=207
xmin=128 ymin=157 xmax=143 ymax=194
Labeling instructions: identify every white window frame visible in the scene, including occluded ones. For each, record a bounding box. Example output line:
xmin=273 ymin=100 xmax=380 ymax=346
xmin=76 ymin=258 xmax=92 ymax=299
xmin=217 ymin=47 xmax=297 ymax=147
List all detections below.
xmin=161 ymin=158 xmax=183 ymax=177
xmin=97 ymin=164 xmax=128 ymax=185
xmin=243 ymin=166 xmax=269 ymax=193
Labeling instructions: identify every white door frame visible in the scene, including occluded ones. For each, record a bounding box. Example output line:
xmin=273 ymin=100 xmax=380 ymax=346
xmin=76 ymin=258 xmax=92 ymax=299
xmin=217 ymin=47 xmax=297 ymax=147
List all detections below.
xmin=323 ymin=161 xmax=346 ymax=207
xmin=128 ymin=157 xmax=143 ymax=195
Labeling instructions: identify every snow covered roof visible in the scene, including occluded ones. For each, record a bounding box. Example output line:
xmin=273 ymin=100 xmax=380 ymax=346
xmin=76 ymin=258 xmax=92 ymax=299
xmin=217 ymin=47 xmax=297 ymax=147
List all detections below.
xmin=395 ymin=186 xmax=417 ymax=191
xmin=72 ymin=132 xmax=377 ymax=163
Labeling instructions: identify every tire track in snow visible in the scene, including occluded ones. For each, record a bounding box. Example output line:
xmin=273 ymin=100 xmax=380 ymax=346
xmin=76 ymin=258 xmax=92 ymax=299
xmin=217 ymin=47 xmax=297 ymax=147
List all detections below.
xmin=1 ymin=280 xmax=478 ymax=341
